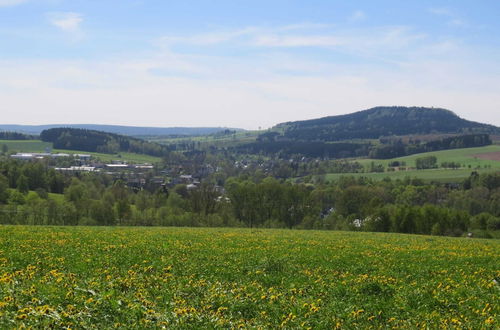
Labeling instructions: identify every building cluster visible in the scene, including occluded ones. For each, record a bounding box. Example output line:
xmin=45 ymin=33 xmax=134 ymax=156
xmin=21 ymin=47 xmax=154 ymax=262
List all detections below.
xmin=11 ymin=152 xmax=91 ymax=161
xmin=10 ymin=151 xmax=217 ymax=192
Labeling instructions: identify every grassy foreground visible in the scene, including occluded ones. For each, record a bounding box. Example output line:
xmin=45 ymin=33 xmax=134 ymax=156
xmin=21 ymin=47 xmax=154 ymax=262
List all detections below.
xmin=0 ymin=226 xmax=498 ymax=328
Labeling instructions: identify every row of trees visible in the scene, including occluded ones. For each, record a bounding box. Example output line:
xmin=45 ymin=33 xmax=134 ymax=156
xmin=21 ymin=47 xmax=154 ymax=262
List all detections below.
xmin=0 ymin=131 xmax=35 ymax=140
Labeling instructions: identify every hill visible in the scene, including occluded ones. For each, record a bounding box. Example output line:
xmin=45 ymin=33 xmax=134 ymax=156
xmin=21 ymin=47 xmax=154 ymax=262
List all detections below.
xmin=277 ymin=106 xmax=500 ymax=141
xmin=0 ymin=124 xmax=243 ymax=137
xmin=234 ymin=106 xmax=498 ymax=158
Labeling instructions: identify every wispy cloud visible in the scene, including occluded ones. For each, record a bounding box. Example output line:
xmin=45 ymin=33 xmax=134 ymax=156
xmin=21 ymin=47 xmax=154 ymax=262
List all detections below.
xmin=156 ymin=24 xmax=426 ymax=59
xmin=429 ymin=7 xmax=467 ymax=27
xmin=253 ymin=35 xmax=342 ymax=47
xmin=48 ymin=12 xmax=83 ymax=33
xmin=0 ymin=0 xmax=29 ymax=7
xmin=350 ymin=10 xmax=366 ymax=22
xmin=158 ymin=27 xmax=257 ymax=47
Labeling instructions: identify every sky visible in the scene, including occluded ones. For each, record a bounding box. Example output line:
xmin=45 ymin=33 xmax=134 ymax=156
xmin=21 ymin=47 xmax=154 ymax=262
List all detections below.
xmin=1 ymin=0 xmax=500 ymax=129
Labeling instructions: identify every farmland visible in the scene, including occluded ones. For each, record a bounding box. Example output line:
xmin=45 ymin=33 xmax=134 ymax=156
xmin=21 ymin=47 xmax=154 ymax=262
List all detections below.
xmin=324 ymin=145 xmax=500 ymax=182
xmin=0 ymin=140 xmax=161 ymax=164
xmin=0 ymin=140 xmax=52 ymax=153
xmin=0 ymin=226 xmax=498 ymax=328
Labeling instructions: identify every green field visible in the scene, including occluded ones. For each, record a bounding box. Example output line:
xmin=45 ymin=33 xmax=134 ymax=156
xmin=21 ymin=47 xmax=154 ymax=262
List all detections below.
xmin=52 ymin=149 xmax=161 ymax=164
xmin=151 ymin=130 xmax=260 ymax=150
xmin=0 ymin=140 xmax=52 ymax=153
xmin=0 ymin=140 xmax=161 ymax=163
xmin=0 ymin=226 xmax=498 ymax=328
xmin=358 ymin=145 xmax=500 ymax=169
xmin=323 ymin=145 xmax=500 ymax=182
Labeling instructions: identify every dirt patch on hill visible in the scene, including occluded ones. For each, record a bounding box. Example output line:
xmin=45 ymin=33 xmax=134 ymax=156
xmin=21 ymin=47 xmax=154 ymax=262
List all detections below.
xmin=473 ymin=151 xmax=500 ymax=161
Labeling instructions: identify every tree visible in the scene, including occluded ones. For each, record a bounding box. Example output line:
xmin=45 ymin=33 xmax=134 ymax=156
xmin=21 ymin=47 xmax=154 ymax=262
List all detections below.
xmin=415 ymin=156 xmax=437 ymax=170
xmin=17 ymin=175 xmax=29 ymax=194
xmin=0 ymin=174 xmax=9 ymax=203
xmin=90 ymin=200 xmax=116 ymax=226
xmin=189 ymin=183 xmax=220 ymax=216
xmin=64 ymin=178 xmax=87 ymax=202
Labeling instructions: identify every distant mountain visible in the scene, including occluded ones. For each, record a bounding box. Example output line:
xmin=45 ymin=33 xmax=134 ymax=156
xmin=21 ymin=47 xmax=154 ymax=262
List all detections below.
xmin=276 ymin=106 xmax=500 ymax=141
xmin=0 ymin=124 xmax=243 ymax=137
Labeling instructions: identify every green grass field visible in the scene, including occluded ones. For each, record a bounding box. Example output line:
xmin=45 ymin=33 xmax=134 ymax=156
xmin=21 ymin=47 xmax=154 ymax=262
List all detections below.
xmin=152 ymin=130 xmax=260 ymax=150
xmin=358 ymin=145 xmax=500 ymax=169
xmin=0 ymin=140 xmax=161 ymax=163
xmin=0 ymin=226 xmax=498 ymax=328
xmin=51 ymin=149 xmax=161 ymax=163
xmin=0 ymin=140 xmax=52 ymax=153
xmin=323 ymin=145 xmax=500 ymax=182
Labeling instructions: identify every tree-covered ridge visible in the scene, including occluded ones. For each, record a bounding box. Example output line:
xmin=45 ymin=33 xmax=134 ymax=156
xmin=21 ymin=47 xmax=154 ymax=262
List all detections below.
xmin=0 ymin=131 xmax=36 ymax=140
xmin=276 ymin=106 xmax=500 ymax=141
xmin=40 ymin=127 xmax=170 ymax=157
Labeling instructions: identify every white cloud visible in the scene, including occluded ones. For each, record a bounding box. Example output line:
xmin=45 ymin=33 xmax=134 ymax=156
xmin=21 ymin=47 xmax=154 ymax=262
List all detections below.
xmin=0 ymin=0 xmax=29 ymax=7
xmin=158 ymin=27 xmax=257 ymax=47
xmin=48 ymin=12 xmax=83 ymax=33
xmin=156 ymin=24 xmax=427 ymax=58
xmin=0 ymin=22 xmax=498 ymax=129
xmin=429 ymin=7 xmax=467 ymax=27
xmin=253 ymin=35 xmax=342 ymax=47
xmin=350 ymin=10 xmax=366 ymax=22
xmin=1 ymin=48 xmax=499 ymax=129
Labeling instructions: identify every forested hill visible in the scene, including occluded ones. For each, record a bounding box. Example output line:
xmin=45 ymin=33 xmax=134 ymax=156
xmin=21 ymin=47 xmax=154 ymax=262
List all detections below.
xmin=40 ymin=128 xmax=170 ymax=157
xmin=276 ymin=106 xmax=500 ymax=141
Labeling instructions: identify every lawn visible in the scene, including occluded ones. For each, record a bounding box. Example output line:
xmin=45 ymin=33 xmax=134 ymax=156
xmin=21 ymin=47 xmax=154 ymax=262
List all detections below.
xmin=0 ymin=226 xmax=498 ymax=328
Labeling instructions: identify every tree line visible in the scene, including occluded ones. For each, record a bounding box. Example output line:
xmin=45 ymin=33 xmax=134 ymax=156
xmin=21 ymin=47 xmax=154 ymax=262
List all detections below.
xmin=0 ymin=131 xmax=35 ymax=140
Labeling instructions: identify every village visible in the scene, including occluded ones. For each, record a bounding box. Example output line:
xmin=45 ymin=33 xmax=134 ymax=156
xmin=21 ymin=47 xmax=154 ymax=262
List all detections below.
xmin=9 ymin=151 xmax=217 ymax=193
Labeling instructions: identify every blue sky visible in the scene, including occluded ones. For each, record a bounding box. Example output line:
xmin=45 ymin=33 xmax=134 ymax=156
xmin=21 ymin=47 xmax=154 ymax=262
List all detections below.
xmin=1 ymin=0 xmax=499 ymax=128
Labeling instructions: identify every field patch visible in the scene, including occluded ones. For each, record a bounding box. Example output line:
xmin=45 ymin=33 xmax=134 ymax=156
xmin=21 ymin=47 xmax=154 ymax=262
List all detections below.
xmin=474 ymin=151 xmax=500 ymax=161
xmin=0 ymin=140 xmax=52 ymax=153
xmin=0 ymin=139 xmax=160 ymax=163
xmin=0 ymin=226 xmax=498 ymax=328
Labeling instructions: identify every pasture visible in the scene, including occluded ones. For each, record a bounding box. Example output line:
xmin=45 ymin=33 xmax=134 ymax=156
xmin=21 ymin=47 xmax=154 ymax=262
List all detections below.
xmin=0 ymin=140 xmax=161 ymax=163
xmin=358 ymin=145 xmax=500 ymax=169
xmin=0 ymin=226 xmax=498 ymax=328
xmin=0 ymin=140 xmax=52 ymax=153
xmin=325 ymin=145 xmax=500 ymax=182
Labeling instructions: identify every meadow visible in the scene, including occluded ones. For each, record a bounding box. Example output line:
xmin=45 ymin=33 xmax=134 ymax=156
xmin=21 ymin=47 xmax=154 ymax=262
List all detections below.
xmin=0 ymin=140 xmax=161 ymax=164
xmin=357 ymin=145 xmax=500 ymax=169
xmin=0 ymin=226 xmax=498 ymax=328
xmin=325 ymin=145 xmax=500 ymax=182
xmin=0 ymin=140 xmax=52 ymax=153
